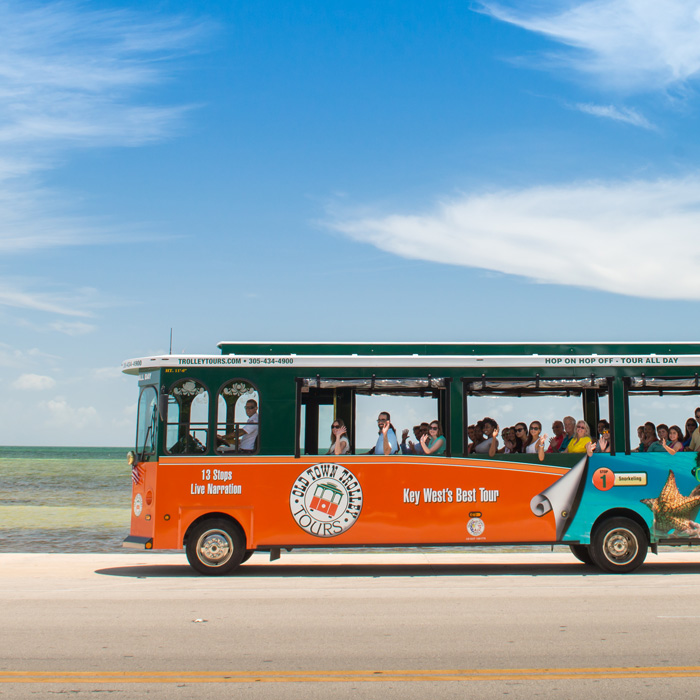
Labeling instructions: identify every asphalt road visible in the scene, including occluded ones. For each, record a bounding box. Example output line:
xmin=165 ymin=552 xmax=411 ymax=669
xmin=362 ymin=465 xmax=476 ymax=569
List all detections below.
xmin=2 ymin=550 xmax=700 ymax=699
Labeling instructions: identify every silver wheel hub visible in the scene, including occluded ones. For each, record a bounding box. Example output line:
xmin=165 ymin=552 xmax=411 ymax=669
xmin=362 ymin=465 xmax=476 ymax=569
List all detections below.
xmin=197 ymin=530 xmax=233 ymax=566
xmin=603 ymin=528 xmax=637 ymax=564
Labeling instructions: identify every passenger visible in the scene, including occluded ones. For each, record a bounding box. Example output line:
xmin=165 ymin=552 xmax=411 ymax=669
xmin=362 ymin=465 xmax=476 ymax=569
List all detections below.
xmin=559 ymin=416 xmax=576 ymax=452
xmin=683 ymin=418 xmax=698 ymax=449
xmin=598 ymin=419 xmax=610 ymax=440
xmin=499 ymin=427 xmax=516 ymax=454
xmin=217 ymin=398 xmax=258 ymax=453
xmin=662 ymin=425 xmax=685 ymax=455
xmin=640 ymin=422 xmax=664 ymax=452
xmin=632 ymin=425 xmax=644 ymax=452
xmin=524 ymin=421 xmax=547 ymax=461
xmin=401 ymin=425 xmax=426 ymax=455
xmin=587 ymin=432 xmax=611 ymax=454
xmin=470 ymin=420 xmax=486 ymax=453
xmin=420 ymin=420 xmax=446 ymax=455
xmin=513 ymin=422 xmax=528 ymax=453
xmin=567 ymin=420 xmax=592 ymax=453
xmin=656 ymin=423 xmax=669 ymax=444
xmin=473 ymin=417 xmax=497 ymax=454
xmin=686 ymin=408 xmax=700 ymax=451
xmin=327 ymin=419 xmax=350 ymax=456
xmin=547 ymin=420 xmax=565 ymax=453
xmin=467 ymin=424 xmax=476 ymax=453
xmin=374 ymin=412 xmax=399 ymax=455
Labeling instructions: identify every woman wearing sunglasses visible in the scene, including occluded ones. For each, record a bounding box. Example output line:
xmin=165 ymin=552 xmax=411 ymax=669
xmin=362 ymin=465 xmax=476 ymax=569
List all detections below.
xmin=327 ymin=418 xmax=350 ymax=456
xmin=567 ymin=420 xmax=592 ymax=453
xmin=524 ymin=421 xmax=547 ymax=460
xmin=420 ymin=420 xmax=446 ymax=455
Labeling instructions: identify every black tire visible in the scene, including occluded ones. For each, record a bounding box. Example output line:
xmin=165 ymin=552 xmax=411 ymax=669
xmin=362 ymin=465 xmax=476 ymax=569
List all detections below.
xmin=569 ymin=543 xmax=595 ymax=566
xmin=590 ymin=517 xmax=648 ymax=573
xmin=186 ymin=518 xmax=246 ymax=575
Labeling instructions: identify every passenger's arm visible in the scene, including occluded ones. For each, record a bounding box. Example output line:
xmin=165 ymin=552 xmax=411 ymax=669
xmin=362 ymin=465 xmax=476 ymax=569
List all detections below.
xmin=421 ymin=435 xmax=444 ymax=455
xmin=488 ymin=428 xmax=499 ymax=457
xmin=382 ymin=423 xmax=392 ymax=455
xmin=537 ymin=434 xmax=547 ymax=462
xmin=661 ymin=438 xmax=677 ymax=455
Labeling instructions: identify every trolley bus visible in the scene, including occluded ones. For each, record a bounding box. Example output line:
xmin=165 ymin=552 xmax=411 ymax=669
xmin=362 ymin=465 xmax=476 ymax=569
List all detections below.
xmin=121 ymin=341 xmax=700 ymax=574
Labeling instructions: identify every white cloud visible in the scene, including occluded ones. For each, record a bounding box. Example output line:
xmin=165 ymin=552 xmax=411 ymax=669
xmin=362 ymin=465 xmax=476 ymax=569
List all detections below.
xmin=330 ymin=175 xmax=700 ymax=300
xmin=572 ymin=103 xmax=656 ymax=129
xmin=13 ymin=373 xmax=56 ymax=391
xmin=481 ymin=0 xmax=700 ymax=92
xmin=0 ymin=282 xmax=93 ymax=316
xmin=41 ymin=396 xmax=99 ymax=430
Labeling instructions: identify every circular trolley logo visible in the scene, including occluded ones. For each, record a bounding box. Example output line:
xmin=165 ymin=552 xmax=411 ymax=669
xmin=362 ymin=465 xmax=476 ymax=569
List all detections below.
xmin=133 ymin=493 xmax=143 ymax=517
xmin=290 ymin=464 xmax=363 ymax=538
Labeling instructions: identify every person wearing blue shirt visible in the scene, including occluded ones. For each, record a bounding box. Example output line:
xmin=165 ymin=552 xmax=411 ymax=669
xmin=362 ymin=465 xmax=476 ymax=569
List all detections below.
xmin=374 ymin=412 xmax=399 ymax=455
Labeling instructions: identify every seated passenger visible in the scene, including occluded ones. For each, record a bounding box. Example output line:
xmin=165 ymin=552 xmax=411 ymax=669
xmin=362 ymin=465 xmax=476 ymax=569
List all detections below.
xmin=327 ymin=419 xmax=350 ymax=456
xmin=686 ymin=409 xmax=700 ymax=451
xmin=524 ymin=421 xmax=547 ymax=460
xmin=657 ymin=423 xmax=670 ymax=444
xmin=513 ymin=422 xmax=528 ymax=453
xmin=567 ymin=420 xmax=592 ymax=453
xmin=473 ymin=417 xmax=497 ymax=454
xmin=547 ymin=420 xmax=565 ymax=453
xmin=401 ymin=425 xmax=427 ymax=455
xmin=217 ymin=399 xmax=258 ymax=454
xmin=683 ymin=418 xmax=698 ymax=449
xmin=640 ymin=421 xmax=662 ymax=452
xmin=500 ymin=427 xmax=517 ymax=454
xmin=558 ymin=416 xmax=576 ymax=452
xmin=420 ymin=420 xmax=446 ymax=455
xmin=467 ymin=424 xmax=476 ymax=453
xmin=662 ymin=425 xmax=685 ymax=455
xmin=374 ymin=412 xmax=399 ymax=455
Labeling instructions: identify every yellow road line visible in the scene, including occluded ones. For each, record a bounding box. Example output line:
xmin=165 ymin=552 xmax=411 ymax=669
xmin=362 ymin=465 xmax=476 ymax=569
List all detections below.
xmin=2 ymin=667 xmax=700 ymax=684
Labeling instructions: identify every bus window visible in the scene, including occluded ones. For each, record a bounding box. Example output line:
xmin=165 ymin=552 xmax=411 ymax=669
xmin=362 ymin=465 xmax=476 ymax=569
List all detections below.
xmin=135 ymin=386 xmax=157 ymax=458
xmin=165 ymin=379 xmax=209 ymax=454
xmin=216 ymin=380 xmax=259 ymax=454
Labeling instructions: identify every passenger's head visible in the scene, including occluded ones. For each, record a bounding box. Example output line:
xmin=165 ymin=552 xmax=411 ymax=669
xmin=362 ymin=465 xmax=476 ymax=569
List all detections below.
xmin=575 ymin=420 xmax=591 ymax=438
xmin=245 ymin=399 xmax=257 ymax=415
xmin=529 ymin=421 xmax=542 ymax=438
xmin=563 ymin=416 xmax=575 ymax=435
xmin=428 ymin=420 xmax=443 ymax=437
xmin=330 ymin=418 xmax=346 ymax=442
xmin=643 ymin=421 xmax=657 ymax=440
xmin=669 ymin=425 xmax=683 ymax=443
xmin=637 ymin=425 xmax=645 ymax=439
xmin=695 ymin=407 xmax=700 ymax=422
xmin=657 ymin=423 xmax=669 ymax=441
xmin=551 ymin=420 xmax=564 ymax=437
xmin=598 ymin=419 xmax=610 ymax=435
xmin=412 ymin=424 xmax=423 ymax=439
xmin=467 ymin=424 xmax=476 ymax=441
xmin=481 ymin=417 xmax=497 ymax=437
xmin=685 ymin=418 xmax=698 ymax=439
xmin=377 ymin=412 xmax=390 ymax=428
xmin=514 ymin=422 xmax=527 ymax=441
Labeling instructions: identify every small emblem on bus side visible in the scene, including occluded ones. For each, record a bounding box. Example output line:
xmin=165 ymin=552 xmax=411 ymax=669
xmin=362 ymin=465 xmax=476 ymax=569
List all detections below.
xmin=133 ymin=493 xmax=143 ymax=517
xmin=467 ymin=517 xmax=485 ymax=537
xmin=289 ymin=464 xmax=363 ymax=538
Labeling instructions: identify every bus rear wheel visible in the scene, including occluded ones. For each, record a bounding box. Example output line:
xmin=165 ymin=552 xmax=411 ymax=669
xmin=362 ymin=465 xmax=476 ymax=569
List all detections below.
xmin=569 ymin=543 xmax=594 ymax=566
xmin=186 ymin=519 xmax=245 ymax=575
xmin=590 ymin=517 xmax=647 ymax=573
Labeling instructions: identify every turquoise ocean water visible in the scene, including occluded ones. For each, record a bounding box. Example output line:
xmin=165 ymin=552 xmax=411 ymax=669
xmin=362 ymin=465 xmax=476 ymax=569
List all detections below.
xmin=0 ymin=446 xmax=132 ymax=553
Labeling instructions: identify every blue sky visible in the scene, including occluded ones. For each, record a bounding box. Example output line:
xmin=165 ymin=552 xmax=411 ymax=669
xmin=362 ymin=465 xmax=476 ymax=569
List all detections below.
xmin=3 ymin=0 xmax=700 ymax=446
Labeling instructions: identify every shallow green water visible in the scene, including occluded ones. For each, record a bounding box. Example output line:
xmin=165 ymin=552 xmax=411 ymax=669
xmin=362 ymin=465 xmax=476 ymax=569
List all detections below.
xmin=0 ymin=446 xmax=132 ymax=552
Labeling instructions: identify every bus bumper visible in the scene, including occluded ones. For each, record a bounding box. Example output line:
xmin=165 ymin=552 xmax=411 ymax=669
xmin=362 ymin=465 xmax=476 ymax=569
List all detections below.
xmin=122 ymin=535 xmax=154 ymax=550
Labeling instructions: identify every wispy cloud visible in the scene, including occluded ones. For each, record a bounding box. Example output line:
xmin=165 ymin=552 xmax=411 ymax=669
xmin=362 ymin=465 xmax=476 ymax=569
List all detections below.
xmin=0 ymin=282 xmax=93 ymax=316
xmin=329 ymin=175 xmax=700 ymax=300
xmin=572 ymin=102 xmax=656 ymax=129
xmin=480 ymin=0 xmax=700 ymax=92
xmin=0 ymin=1 xmax=207 ymax=255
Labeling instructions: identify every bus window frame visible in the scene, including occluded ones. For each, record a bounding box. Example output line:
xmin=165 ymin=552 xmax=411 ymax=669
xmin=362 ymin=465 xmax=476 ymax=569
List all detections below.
xmin=294 ymin=375 xmax=451 ymax=458
xmin=164 ymin=377 xmax=210 ymax=455
xmin=461 ymin=375 xmax=615 ymax=457
xmin=135 ymin=385 xmax=158 ymax=460
xmin=622 ymin=374 xmax=700 ymax=455
xmin=214 ymin=378 xmax=260 ymax=456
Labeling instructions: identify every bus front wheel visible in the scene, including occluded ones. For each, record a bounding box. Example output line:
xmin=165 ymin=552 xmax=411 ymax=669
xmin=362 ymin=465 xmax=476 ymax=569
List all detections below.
xmin=590 ymin=517 xmax=648 ymax=573
xmin=186 ymin=519 xmax=246 ymax=575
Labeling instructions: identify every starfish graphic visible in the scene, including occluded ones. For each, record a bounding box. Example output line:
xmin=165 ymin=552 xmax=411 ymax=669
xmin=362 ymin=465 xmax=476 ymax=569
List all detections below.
xmin=641 ymin=470 xmax=700 ymax=537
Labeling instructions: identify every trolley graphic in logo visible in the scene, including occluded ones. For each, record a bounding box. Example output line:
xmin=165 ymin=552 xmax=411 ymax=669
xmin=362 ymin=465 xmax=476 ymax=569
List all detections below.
xmin=290 ymin=464 xmax=363 ymax=538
